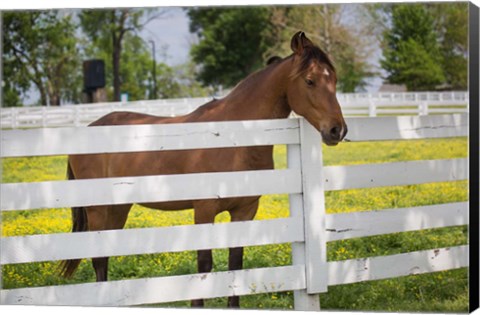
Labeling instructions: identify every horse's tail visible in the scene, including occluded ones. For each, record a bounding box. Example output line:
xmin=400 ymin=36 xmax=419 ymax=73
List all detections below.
xmin=59 ymin=161 xmax=88 ymax=278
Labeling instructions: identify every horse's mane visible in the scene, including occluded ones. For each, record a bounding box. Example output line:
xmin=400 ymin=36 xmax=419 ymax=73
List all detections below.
xmin=227 ymin=43 xmax=335 ymax=99
xmin=289 ymin=45 xmax=336 ymax=79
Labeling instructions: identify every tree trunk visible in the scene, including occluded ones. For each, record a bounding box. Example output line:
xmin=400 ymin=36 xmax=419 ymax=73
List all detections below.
xmin=111 ymin=10 xmax=121 ymax=102
xmin=38 ymin=86 xmax=48 ymax=107
xmin=112 ymin=40 xmax=121 ymax=102
xmin=49 ymin=91 xmax=60 ymax=106
xmin=46 ymin=78 xmax=61 ymax=106
xmin=322 ymin=5 xmax=332 ymax=53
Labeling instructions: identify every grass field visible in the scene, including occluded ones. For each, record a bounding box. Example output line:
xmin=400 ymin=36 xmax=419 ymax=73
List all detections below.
xmin=0 ymin=137 xmax=469 ymax=312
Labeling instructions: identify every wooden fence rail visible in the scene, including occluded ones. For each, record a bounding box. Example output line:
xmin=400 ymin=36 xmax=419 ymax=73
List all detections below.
xmin=0 ymin=113 xmax=469 ymax=310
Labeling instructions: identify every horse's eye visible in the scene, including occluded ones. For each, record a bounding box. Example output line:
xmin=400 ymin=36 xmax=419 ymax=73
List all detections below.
xmin=305 ymin=79 xmax=314 ymax=86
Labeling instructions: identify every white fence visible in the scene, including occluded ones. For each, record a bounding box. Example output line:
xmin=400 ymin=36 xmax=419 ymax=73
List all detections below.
xmin=338 ymin=91 xmax=469 ymax=117
xmin=0 ymin=92 xmax=469 ymax=129
xmin=0 ymin=113 xmax=469 ymax=310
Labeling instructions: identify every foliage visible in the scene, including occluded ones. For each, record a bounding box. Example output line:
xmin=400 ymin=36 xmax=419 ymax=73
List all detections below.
xmin=2 ymin=8 xmax=196 ymax=105
xmin=267 ymin=4 xmax=377 ymax=93
xmin=1 ymin=137 xmax=468 ymax=312
xmin=79 ymin=9 xmax=188 ymax=101
xmin=2 ymin=51 xmax=29 ymax=107
xmin=2 ymin=10 xmax=82 ymax=106
xmin=171 ymin=61 xmax=212 ymax=98
xmin=102 ymin=33 xmax=152 ymax=100
xmin=429 ymin=2 xmax=468 ymax=90
xmin=379 ymin=3 xmax=467 ymax=91
xmin=187 ymin=4 xmax=377 ymax=93
xmin=79 ymin=8 xmax=147 ymax=101
xmin=187 ymin=6 xmax=273 ymax=89
xmin=186 ymin=3 xmax=467 ymax=93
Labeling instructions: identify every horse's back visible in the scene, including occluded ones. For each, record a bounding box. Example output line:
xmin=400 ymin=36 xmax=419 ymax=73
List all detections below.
xmin=89 ymin=98 xmax=223 ymax=127
xmin=89 ymin=111 xmax=173 ymax=126
xmin=69 ymin=98 xmax=273 ymax=183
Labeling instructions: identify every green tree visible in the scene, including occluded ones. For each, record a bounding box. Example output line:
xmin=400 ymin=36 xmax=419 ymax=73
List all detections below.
xmin=173 ymin=61 xmax=211 ymax=97
xmin=429 ymin=3 xmax=468 ymax=90
xmin=268 ymin=4 xmax=377 ymax=92
xmin=79 ymin=8 xmax=142 ymax=101
xmin=381 ymin=4 xmax=445 ymax=91
xmin=79 ymin=8 xmax=166 ymax=101
xmin=84 ymin=31 xmax=182 ymax=101
xmin=187 ymin=7 xmax=273 ymax=89
xmin=2 ymin=43 xmax=30 ymax=107
xmin=2 ymin=10 xmax=81 ymax=106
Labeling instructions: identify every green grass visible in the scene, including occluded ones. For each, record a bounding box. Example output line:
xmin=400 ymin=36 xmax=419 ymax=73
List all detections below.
xmin=0 ymin=137 xmax=469 ymax=312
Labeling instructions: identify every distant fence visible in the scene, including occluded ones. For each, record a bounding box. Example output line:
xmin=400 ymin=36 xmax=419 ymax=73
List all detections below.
xmin=0 ymin=92 xmax=469 ymax=129
xmin=337 ymin=91 xmax=468 ymax=117
xmin=0 ymin=113 xmax=468 ymax=310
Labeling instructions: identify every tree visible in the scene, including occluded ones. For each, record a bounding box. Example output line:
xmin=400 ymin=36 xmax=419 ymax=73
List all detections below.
xmin=82 ymin=27 xmax=183 ymax=101
xmin=380 ymin=4 xmax=445 ymax=91
xmin=263 ymin=4 xmax=377 ymax=92
xmin=114 ymin=33 xmax=153 ymax=101
xmin=79 ymin=8 xmax=165 ymax=101
xmin=187 ymin=7 xmax=273 ymax=89
xmin=429 ymin=3 xmax=468 ymax=90
xmin=3 ymin=10 xmax=81 ymax=106
xmin=187 ymin=5 xmax=376 ymax=92
xmin=3 ymin=43 xmax=30 ymax=107
xmin=172 ymin=61 xmax=211 ymax=98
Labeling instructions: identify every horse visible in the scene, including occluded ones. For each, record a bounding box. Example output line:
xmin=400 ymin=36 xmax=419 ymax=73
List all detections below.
xmin=60 ymin=31 xmax=347 ymax=308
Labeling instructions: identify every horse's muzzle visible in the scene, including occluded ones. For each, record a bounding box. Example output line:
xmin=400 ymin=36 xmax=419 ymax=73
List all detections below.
xmin=322 ymin=123 xmax=348 ymax=146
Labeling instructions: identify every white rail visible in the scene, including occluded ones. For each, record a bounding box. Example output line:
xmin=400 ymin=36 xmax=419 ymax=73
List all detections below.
xmin=0 ymin=114 xmax=469 ymax=309
xmin=0 ymin=92 xmax=469 ymax=129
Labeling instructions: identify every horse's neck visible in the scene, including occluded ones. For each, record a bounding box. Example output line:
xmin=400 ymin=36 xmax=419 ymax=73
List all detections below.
xmin=220 ymin=61 xmax=292 ymax=121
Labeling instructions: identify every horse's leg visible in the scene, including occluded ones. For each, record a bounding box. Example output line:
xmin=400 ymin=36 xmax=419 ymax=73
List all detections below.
xmin=191 ymin=201 xmax=218 ymax=307
xmin=87 ymin=204 xmax=132 ymax=282
xmin=227 ymin=198 xmax=260 ymax=308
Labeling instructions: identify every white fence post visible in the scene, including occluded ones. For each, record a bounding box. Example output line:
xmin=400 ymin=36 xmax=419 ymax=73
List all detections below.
xmin=74 ymin=106 xmax=80 ymax=127
xmin=11 ymin=108 xmax=17 ymax=129
xmin=41 ymin=107 xmax=47 ymax=128
xmin=368 ymin=100 xmax=376 ymax=117
xmin=299 ymin=118 xmax=328 ymax=294
xmin=287 ymin=141 xmax=321 ymax=311
xmin=419 ymin=102 xmax=429 ymax=116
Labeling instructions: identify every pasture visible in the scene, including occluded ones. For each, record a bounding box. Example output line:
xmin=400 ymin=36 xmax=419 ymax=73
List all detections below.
xmin=1 ymin=136 xmax=468 ymax=312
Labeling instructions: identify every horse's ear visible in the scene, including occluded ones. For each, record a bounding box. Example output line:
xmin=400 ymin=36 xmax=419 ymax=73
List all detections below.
xmin=266 ymin=56 xmax=282 ymax=65
xmin=290 ymin=31 xmax=314 ymax=55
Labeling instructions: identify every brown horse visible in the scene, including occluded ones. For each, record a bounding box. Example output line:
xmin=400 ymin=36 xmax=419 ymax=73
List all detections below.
xmin=60 ymin=31 xmax=347 ymax=307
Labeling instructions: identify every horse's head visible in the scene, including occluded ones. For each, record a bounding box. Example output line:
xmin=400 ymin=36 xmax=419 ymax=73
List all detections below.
xmin=286 ymin=31 xmax=347 ymax=146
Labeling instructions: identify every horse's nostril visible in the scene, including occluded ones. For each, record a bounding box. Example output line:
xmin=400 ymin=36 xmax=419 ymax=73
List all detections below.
xmin=330 ymin=126 xmax=340 ymax=138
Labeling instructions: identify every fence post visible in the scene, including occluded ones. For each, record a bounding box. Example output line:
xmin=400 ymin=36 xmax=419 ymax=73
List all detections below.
xmin=419 ymin=102 xmax=429 ymax=116
xmin=74 ymin=106 xmax=80 ymax=127
xmin=11 ymin=107 xmax=17 ymax=129
xmin=287 ymin=140 xmax=321 ymax=311
xmin=42 ymin=107 xmax=47 ymax=128
xmin=298 ymin=118 xmax=328 ymax=294
xmin=368 ymin=100 xmax=376 ymax=117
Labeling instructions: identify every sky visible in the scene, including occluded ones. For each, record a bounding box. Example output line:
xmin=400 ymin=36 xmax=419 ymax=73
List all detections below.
xmin=140 ymin=7 xmax=192 ymax=66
